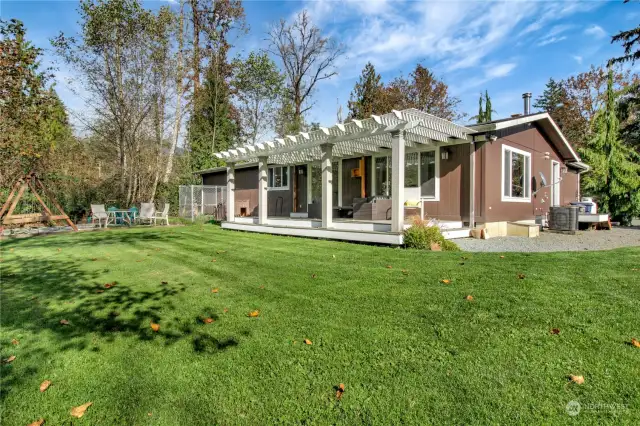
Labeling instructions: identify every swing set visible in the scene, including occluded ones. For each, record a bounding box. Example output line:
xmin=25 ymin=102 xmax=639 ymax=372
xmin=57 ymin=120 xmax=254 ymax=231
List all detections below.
xmin=0 ymin=172 xmax=78 ymax=233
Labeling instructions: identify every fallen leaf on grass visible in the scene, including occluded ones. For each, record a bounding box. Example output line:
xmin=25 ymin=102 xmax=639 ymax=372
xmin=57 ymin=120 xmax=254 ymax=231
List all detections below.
xmin=136 ymin=259 xmax=144 ymax=263
xmin=70 ymin=402 xmax=92 ymax=418
xmin=631 ymin=338 xmax=640 ymax=348
xmin=161 ymin=281 xmax=168 ymax=285
xmin=11 ymin=339 xmax=19 ymax=345
xmin=203 ymin=318 xmax=214 ymax=324
xmin=304 ymin=339 xmax=312 ymax=345
xmin=401 ymin=269 xmax=409 ymax=275
xmin=386 ymin=265 xmax=392 ymax=269
xmin=57 ymin=248 xmax=61 ymax=252
xmin=104 ymin=282 xmax=116 ymax=289
xmin=336 ymin=383 xmax=345 ymax=400
xmin=27 ymin=419 xmax=44 ymax=426
xmin=216 ymin=250 xmax=226 ymax=254
xmin=461 ymin=256 xmax=468 ymax=260
xmin=465 ymin=295 xmax=474 ymax=301
xmin=517 ymin=273 xmax=526 ymax=280
xmin=223 ymin=308 xmax=228 ymax=313
xmin=311 ymin=274 xmax=317 ymax=278
xmin=155 ymin=248 xmax=161 ymax=251
xmin=551 ymin=328 xmax=561 ymax=335
xmin=95 ymin=289 xmax=104 ymax=294
xmin=259 ymin=285 xmax=265 ymax=289
xmin=247 ymin=310 xmax=260 ymax=318
xmin=40 ymin=380 xmax=51 ymax=392
xmin=211 ymin=288 xmax=219 ymax=293
xmin=2 ymin=355 xmax=16 ymax=364
xmin=59 ymin=319 xmax=70 ymax=325
xmin=332 ymin=254 xmax=336 ymax=259
xmin=440 ymin=279 xmax=451 ymax=285
xmin=500 ymin=255 xmax=505 ymax=259
xmin=150 ymin=322 xmax=160 ymax=332
xmin=568 ymin=375 xmax=584 ymax=385
xmin=90 ymin=258 xmax=98 ymax=262
xmin=211 ymin=259 xmax=217 ymax=262
xmin=148 ymin=412 xmax=153 ymax=416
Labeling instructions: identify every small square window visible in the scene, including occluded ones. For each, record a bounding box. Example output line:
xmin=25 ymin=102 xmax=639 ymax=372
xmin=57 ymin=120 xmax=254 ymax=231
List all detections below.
xmin=268 ymin=166 xmax=289 ymax=190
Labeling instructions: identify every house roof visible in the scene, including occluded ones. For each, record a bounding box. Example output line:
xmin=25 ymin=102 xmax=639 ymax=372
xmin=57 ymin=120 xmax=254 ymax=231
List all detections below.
xmin=212 ymin=109 xmax=475 ymax=165
xmin=468 ymin=112 xmax=589 ymax=171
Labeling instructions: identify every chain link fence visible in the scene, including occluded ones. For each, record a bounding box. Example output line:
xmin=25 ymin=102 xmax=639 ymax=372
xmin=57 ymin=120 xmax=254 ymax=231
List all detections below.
xmin=179 ymin=185 xmax=227 ymax=221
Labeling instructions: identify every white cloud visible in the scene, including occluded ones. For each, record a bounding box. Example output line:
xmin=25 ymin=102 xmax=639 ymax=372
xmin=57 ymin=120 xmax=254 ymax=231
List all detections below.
xmin=584 ymin=24 xmax=607 ymax=39
xmin=537 ymin=36 xmax=567 ymax=47
xmin=485 ymin=63 xmax=517 ymax=79
xmin=572 ymin=55 xmax=583 ymax=64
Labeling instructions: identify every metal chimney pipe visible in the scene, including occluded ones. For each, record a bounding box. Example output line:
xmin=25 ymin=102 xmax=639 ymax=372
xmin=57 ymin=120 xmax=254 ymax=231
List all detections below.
xmin=522 ymin=92 xmax=532 ymax=115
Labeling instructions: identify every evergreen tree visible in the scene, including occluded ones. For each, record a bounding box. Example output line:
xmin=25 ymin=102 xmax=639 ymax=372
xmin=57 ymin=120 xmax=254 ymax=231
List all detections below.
xmin=347 ymin=62 xmax=383 ymax=120
xmin=476 ymin=93 xmax=484 ymax=124
xmin=188 ymin=62 xmax=238 ymax=171
xmin=484 ymin=90 xmax=493 ymax=122
xmin=579 ymin=69 xmax=640 ymax=225
xmin=533 ymin=78 xmax=565 ymax=114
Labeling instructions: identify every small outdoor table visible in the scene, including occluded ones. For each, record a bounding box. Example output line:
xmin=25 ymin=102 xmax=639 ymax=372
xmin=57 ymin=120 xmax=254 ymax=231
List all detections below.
xmin=106 ymin=210 xmax=137 ymax=227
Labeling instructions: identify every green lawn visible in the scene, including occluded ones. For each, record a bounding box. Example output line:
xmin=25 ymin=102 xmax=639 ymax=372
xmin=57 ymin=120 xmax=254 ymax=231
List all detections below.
xmin=1 ymin=226 xmax=639 ymax=425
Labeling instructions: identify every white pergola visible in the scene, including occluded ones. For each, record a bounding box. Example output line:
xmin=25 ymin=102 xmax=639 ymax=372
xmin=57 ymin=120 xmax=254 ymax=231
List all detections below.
xmin=217 ymin=108 xmax=475 ymax=233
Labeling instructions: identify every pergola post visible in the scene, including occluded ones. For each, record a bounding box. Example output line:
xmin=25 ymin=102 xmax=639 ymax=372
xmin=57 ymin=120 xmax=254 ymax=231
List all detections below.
xmin=226 ymin=162 xmax=235 ymax=222
xmin=391 ymin=130 xmax=405 ymax=233
xmin=469 ymin=141 xmax=476 ymax=229
xmin=258 ymin=156 xmax=268 ymax=224
xmin=321 ymin=143 xmax=333 ymax=228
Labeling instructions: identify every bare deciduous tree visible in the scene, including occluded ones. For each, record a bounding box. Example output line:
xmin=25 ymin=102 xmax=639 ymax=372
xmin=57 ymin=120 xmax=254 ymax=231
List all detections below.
xmin=268 ymin=10 xmax=344 ymax=132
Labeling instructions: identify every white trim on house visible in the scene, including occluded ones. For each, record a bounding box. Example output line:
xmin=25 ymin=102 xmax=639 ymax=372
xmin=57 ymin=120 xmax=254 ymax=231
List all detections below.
xmin=501 ymin=144 xmax=532 ymax=203
xmin=551 ymin=160 xmax=561 ymax=206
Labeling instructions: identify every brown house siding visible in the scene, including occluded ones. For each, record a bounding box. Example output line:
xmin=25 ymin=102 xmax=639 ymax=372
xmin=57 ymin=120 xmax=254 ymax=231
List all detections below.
xmin=200 ymin=124 xmax=579 ymax=224
xmin=479 ymin=125 xmax=580 ymax=222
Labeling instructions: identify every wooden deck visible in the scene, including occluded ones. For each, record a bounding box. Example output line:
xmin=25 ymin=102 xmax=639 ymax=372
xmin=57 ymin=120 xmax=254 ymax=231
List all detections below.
xmin=221 ymin=217 xmax=470 ymax=245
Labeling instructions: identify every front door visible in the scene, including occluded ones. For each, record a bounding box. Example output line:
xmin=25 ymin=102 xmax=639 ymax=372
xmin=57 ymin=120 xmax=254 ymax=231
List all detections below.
xmin=551 ymin=161 xmax=561 ymax=206
xmin=295 ymin=165 xmax=308 ymax=212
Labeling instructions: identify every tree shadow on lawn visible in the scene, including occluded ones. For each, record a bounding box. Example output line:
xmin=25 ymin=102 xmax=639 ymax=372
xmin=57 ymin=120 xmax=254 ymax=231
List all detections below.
xmin=0 ymin=253 xmax=242 ymax=401
xmin=2 ymin=226 xmax=182 ymax=250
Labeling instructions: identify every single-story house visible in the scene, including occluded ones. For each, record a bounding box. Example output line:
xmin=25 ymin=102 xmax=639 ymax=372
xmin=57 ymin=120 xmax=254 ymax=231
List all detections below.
xmin=196 ymin=94 xmax=589 ymax=244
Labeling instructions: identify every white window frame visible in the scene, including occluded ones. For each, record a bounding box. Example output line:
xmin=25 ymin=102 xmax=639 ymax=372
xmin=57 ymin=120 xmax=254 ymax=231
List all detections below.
xmin=501 ymin=144 xmax=532 ymax=203
xmin=267 ymin=165 xmax=289 ymax=191
xmin=371 ymin=147 xmax=440 ymax=201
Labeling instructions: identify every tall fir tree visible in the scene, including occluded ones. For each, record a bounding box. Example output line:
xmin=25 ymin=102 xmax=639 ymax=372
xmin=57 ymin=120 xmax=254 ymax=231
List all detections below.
xmin=347 ymin=62 xmax=383 ymax=120
xmin=533 ymin=78 xmax=566 ymax=115
xmin=579 ymin=68 xmax=640 ymax=224
xmin=188 ymin=62 xmax=238 ymax=171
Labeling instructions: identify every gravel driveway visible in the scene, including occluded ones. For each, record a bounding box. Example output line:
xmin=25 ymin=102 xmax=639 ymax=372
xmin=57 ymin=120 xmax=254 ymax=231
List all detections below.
xmin=456 ymin=227 xmax=640 ymax=252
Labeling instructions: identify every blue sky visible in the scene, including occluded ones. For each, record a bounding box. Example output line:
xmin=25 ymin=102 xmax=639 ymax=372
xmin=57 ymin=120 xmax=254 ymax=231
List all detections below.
xmin=2 ymin=0 xmax=637 ymax=135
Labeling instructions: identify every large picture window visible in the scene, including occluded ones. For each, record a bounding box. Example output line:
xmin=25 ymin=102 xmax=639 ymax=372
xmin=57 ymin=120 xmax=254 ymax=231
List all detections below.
xmin=502 ymin=145 xmax=531 ymax=202
xmin=268 ymin=165 xmax=289 ymax=190
xmin=373 ymin=150 xmax=438 ymax=198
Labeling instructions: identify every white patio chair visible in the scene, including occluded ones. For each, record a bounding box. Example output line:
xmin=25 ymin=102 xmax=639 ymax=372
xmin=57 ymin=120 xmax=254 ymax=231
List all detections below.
xmin=138 ymin=203 xmax=156 ymax=225
xmin=90 ymin=204 xmax=110 ymax=228
xmin=154 ymin=203 xmax=170 ymax=226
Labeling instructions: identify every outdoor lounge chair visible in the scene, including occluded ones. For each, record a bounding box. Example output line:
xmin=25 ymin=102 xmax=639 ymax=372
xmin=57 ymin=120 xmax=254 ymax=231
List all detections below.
xmin=154 ymin=203 xmax=170 ymax=226
xmin=138 ymin=203 xmax=156 ymax=225
xmin=90 ymin=204 xmax=110 ymax=228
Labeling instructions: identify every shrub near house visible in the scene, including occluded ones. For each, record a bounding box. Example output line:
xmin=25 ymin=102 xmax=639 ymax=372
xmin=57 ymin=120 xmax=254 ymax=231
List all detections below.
xmin=403 ymin=217 xmax=460 ymax=251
